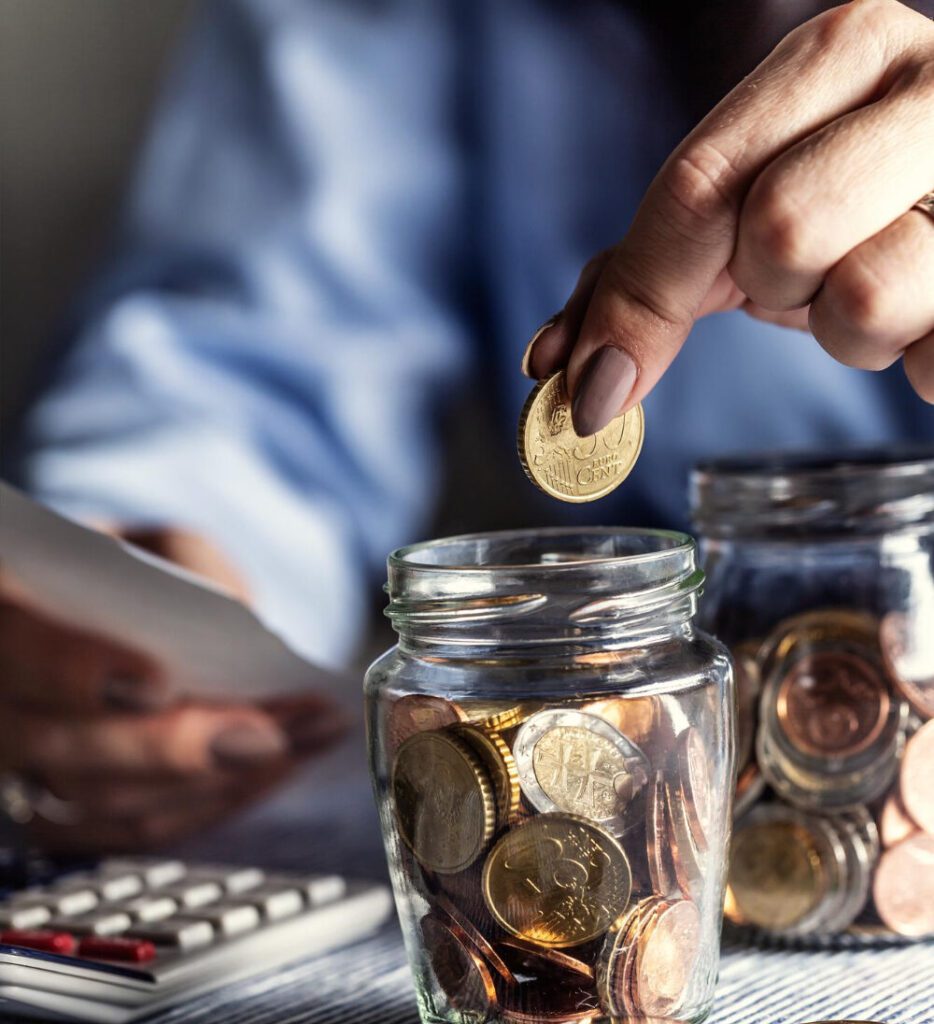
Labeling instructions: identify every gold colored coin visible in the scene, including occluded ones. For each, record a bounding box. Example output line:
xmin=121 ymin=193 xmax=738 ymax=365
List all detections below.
xmin=465 ymin=702 xmax=538 ymax=734
xmin=517 ymin=371 xmax=644 ymax=503
xmin=482 ymin=813 xmax=632 ymax=949
xmin=450 ymin=724 xmax=523 ymax=828
xmin=726 ymin=819 xmax=826 ymax=931
xmin=392 ymin=731 xmax=496 ymax=874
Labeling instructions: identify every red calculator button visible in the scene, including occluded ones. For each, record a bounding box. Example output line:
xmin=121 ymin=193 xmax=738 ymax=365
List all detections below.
xmin=78 ymin=937 xmax=157 ymax=962
xmin=0 ymin=929 xmax=76 ymax=955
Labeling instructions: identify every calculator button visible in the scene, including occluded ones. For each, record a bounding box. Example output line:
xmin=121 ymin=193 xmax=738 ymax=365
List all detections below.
xmin=301 ymin=875 xmax=346 ymax=906
xmin=0 ymin=929 xmax=76 ymax=955
xmin=13 ymin=888 xmax=98 ymax=916
xmin=185 ymin=865 xmax=265 ymax=895
xmin=159 ymin=880 xmax=222 ymax=909
xmin=127 ymin=919 xmax=214 ymax=950
xmin=79 ymin=936 xmax=157 ymax=963
xmin=51 ymin=871 xmax=143 ymax=903
xmin=180 ymin=904 xmax=260 ymax=937
xmin=112 ymin=895 xmax=178 ymax=923
xmin=233 ymin=886 xmax=303 ymax=921
xmin=0 ymin=905 xmax=51 ymax=929
xmin=99 ymin=858 xmax=186 ymax=888
xmin=49 ymin=911 xmax=132 ymax=936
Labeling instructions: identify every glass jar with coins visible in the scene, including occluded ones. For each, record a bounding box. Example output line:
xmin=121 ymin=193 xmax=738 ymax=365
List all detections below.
xmin=691 ymin=448 xmax=934 ymax=945
xmin=366 ymin=527 xmax=735 ymax=1024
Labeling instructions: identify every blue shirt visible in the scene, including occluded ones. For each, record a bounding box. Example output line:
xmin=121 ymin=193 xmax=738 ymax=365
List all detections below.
xmin=10 ymin=0 xmax=932 ymax=665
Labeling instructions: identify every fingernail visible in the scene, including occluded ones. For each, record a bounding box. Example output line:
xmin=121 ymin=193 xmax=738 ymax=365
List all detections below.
xmin=103 ymin=675 xmax=167 ymax=713
xmin=283 ymin=710 xmax=350 ymax=753
xmin=571 ymin=345 xmax=639 ymax=437
xmin=211 ymin=722 xmax=289 ymax=767
xmin=520 ymin=314 xmax=561 ymax=378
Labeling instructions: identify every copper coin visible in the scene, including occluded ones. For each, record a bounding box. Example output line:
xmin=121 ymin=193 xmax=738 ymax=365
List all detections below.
xmin=776 ymin=651 xmax=891 ymax=759
xmin=582 ymin=695 xmax=659 ymax=748
xmin=899 ymin=718 xmax=934 ymax=835
xmin=498 ymin=981 xmax=603 ymax=1023
xmin=646 ymin=773 xmax=678 ymax=898
xmin=879 ymin=791 xmax=920 ymax=848
xmin=676 ymin=727 xmax=714 ymax=853
xmin=879 ymin=610 xmax=934 ymax=718
xmin=387 ymin=694 xmax=466 ymax=752
xmin=634 ymin=899 xmax=701 ymax=1018
xmin=596 ymin=898 xmax=654 ymax=1017
xmin=432 ymin=893 xmax=516 ymax=986
xmin=732 ymin=642 xmax=762 ymax=771
xmin=666 ymin=778 xmax=705 ymax=900
xmin=497 ymin=936 xmax=595 ymax=981
xmin=733 ymin=763 xmax=766 ymax=820
xmin=872 ymin=834 xmax=934 ymax=937
xmin=420 ymin=913 xmax=498 ymax=1013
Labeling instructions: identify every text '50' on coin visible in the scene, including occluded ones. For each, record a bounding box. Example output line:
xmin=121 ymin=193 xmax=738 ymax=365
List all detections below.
xmin=482 ymin=813 xmax=632 ymax=949
xmin=392 ymin=731 xmax=496 ymax=874
xmin=514 ymin=709 xmax=648 ymax=835
xmin=518 ymin=371 xmax=644 ymax=503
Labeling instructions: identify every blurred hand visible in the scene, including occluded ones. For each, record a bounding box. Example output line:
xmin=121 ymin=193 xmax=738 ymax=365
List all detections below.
xmin=523 ymin=0 xmax=934 ymax=430
xmin=0 ymin=527 xmax=347 ymax=853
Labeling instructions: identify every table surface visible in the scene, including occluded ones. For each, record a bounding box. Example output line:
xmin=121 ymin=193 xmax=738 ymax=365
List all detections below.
xmin=148 ymin=735 xmax=934 ymax=1024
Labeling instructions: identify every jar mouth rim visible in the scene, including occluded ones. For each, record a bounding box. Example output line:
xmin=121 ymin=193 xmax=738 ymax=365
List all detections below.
xmin=693 ymin=444 xmax=934 ymax=481
xmin=389 ymin=527 xmax=694 ymax=574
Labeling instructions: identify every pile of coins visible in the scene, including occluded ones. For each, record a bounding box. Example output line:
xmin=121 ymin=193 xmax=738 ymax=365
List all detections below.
xmin=388 ymin=695 xmax=723 ymax=1022
xmin=726 ymin=607 xmax=934 ymax=940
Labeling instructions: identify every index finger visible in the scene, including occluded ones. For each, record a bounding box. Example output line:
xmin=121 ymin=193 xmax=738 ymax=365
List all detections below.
xmin=563 ymin=0 xmax=928 ymax=433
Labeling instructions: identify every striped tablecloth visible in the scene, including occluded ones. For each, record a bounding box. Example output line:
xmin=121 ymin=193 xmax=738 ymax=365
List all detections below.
xmin=157 ymin=742 xmax=934 ymax=1024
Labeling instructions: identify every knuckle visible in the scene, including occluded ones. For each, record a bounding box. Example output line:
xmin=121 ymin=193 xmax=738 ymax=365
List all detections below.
xmin=661 ymin=143 xmax=738 ymax=232
xmin=741 ymin=175 xmax=813 ymax=276
xmin=809 ymin=0 xmax=894 ymax=50
xmin=823 ymin=257 xmax=895 ymax=347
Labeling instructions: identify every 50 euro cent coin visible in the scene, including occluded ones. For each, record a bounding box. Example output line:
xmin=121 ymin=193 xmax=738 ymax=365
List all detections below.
xmin=518 ymin=371 xmax=644 ymax=503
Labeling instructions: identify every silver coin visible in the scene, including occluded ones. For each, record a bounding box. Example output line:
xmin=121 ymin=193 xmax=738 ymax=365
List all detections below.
xmin=513 ymin=709 xmax=649 ymax=834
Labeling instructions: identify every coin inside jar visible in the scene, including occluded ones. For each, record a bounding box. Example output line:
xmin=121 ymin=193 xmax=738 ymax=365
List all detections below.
xmin=775 ymin=651 xmax=892 ymax=760
xmin=726 ymin=819 xmax=827 ymax=931
xmin=451 ymin=723 xmax=523 ymax=829
xmin=514 ymin=709 xmax=648 ymax=834
xmin=899 ymin=719 xmax=934 ymax=835
xmin=482 ymin=813 xmax=632 ymax=948
xmin=387 ymin=694 xmax=467 ymax=752
xmin=676 ymin=727 xmax=714 ymax=852
xmin=393 ymin=731 xmax=496 ymax=874
xmin=517 ymin=370 xmax=644 ymax=503
xmin=872 ymin=834 xmax=934 ymax=937
xmin=496 ymin=937 xmax=595 ymax=981
xmin=634 ymin=899 xmax=701 ymax=1018
xmin=420 ymin=913 xmax=498 ymax=1013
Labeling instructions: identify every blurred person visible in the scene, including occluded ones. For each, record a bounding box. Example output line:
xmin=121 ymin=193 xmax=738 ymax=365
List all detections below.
xmin=2 ymin=0 xmax=933 ymax=853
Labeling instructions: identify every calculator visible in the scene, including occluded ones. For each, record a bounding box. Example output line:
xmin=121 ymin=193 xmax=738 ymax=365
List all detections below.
xmin=0 ymin=857 xmax=393 ymax=1022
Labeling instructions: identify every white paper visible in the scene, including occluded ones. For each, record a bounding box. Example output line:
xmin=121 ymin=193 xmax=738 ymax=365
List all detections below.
xmin=0 ymin=482 xmax=350 ymax=702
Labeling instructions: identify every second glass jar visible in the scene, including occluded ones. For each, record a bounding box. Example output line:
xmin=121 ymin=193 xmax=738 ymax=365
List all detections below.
xmin=692 ymin=448 xmax=934 ymax=944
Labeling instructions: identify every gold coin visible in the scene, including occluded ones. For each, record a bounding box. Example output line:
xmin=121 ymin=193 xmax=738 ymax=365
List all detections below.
xmin=465 ymin=702 xmax=538 ymax=734
xmin=393 ymin=731 xmax=496 ymax=874
xmin=451 ymin=724 xmax=523 ymax=828
xmin=726 ymin=819 xmax=826 ymax=931
xmin=517 ymin=371 xmax=644 ymax=503
xmin=482 ymin=813 xmax=632 ymax=948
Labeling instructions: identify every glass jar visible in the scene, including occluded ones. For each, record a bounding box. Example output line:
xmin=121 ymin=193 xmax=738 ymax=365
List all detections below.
xmin=691 ymin=448 xmax=934 ymax=944
xmin=365 ymin=528 xmax=735 ymax=1024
